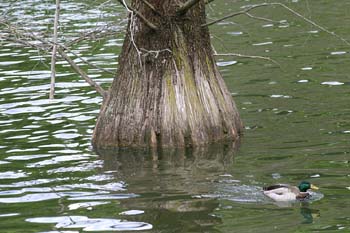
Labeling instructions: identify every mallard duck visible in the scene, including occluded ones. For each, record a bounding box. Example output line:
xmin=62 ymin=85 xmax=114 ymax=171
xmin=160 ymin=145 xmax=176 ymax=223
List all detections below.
xmin=263 ymin=181 xmax=319 ymax=202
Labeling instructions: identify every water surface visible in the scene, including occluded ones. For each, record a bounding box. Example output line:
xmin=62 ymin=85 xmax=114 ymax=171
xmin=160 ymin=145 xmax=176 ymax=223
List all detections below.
xmin=0 ymin=0 xmax=350 ymax=232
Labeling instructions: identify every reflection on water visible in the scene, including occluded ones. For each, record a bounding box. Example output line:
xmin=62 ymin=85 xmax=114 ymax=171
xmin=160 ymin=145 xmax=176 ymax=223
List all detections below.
xmin=94 ymin=142 xmax=240 ymax=232
xmin=97 ymin=141 xmax=239 ymax=189
xmin=300 ymin=204 xmax=321 ymax=224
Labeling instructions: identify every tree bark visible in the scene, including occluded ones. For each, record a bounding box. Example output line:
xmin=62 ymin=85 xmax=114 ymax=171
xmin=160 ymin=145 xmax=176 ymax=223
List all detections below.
xmin=92 ymin=0 xmax=243 ymax=148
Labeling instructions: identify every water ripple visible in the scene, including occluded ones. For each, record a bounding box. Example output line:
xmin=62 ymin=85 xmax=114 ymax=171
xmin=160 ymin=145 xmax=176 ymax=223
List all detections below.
xmin=68 ymin=193 xmax=138 ymax=201
xmin=27 ymin=154 xmax=94 ymax=168
xmin=47 ymin=160 xmax=103 ymax=174
xmin=217 ymin=61 xmax=237 ymax=67
xmin=6 ymin=154 xmax=54 ymax=161
xmin=0 ymin=191 xmax=108 ymax=204
xmin=68 ymin=201 xmax=110 ymax=210
xmin=0 ymin=178 xmax=68 ymax=188
xmin=119 ymin=210 xmax=145 ymax=216
xmin=0 ymin=171 xmax=29 ymax=179
xmin=0 ymin=213 xmax=20 ymax=217
xmin=0 ymin=193 xmax=61 ymax=203
xmin=321 ymin=81 xmax=344 ymax=86
xmin=3 ymin=106 xmax=46 ymax=115
xmin=0 ymin=160 xmax=11 ymax=164
xmin=56 ymin=182 xmax=126 ymax=192
xmin=0 ymin=61 xmax=24 ymax=66
xmin=26 ymin=216 xmax=152 ymax=231
xmin=85 ymin=174 xmax=114 ymax=181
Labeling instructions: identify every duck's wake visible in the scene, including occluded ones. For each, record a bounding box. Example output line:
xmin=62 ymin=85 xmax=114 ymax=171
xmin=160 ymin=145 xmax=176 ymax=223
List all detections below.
xmin=194 ymin=180 xmax=323 ymax=206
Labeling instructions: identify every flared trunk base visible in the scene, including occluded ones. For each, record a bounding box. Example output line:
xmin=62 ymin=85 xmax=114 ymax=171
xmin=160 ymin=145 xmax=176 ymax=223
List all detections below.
xmin=92 ymin=0 xmax=243 ymax=149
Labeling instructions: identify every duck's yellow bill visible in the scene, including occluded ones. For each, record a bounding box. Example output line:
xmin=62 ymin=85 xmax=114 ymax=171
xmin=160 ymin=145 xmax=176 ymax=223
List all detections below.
xmin=311 ymin=184 xmax=319 ymax=190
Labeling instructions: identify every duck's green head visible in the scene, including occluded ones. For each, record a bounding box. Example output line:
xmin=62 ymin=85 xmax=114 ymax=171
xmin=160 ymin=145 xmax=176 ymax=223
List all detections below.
xmin=298 ymin=181 xmax=319 ymax=192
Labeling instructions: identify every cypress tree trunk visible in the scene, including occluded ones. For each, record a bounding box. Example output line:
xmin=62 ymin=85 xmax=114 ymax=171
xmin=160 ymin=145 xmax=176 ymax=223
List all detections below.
xmin=92 ymin=0 xmax=243 ymax=148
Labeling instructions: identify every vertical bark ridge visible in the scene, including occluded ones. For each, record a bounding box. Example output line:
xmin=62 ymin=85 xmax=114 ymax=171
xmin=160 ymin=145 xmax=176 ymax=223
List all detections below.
xmin=92 ymin=0 xmax=243 ymax=148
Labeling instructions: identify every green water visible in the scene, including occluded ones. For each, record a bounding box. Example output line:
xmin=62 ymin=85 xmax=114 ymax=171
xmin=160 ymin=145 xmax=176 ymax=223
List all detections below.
xmin=0 ymin=0 xmax=349 ymax=232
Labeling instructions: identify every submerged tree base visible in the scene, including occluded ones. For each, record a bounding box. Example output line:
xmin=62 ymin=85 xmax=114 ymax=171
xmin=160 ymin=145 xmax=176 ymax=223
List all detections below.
xmin=95 ymin=140 xmax=240 ymax=229
xmin=92 ymin=0 xmax=243 ymax=149
xmin=96 ymin=139 xmax=241 ymax=175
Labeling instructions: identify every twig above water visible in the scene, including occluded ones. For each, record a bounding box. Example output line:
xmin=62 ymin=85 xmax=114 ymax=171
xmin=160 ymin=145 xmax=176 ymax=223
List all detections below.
xmin=177 ymin=0 xmax=202 ymax=15
xmin=49 ymin=0 xmax=60 ymax=99
xmin=203 ymin=2 xmax=350 ymax=46
xmin=57 ymin=48 xmax=108 ymax=98
xmin=117 ymin=0 xmax=158 ymax=31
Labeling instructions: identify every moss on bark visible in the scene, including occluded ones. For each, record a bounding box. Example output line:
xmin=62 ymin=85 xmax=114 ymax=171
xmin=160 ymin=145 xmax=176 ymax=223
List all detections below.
xmin=92 ymin=0 xmax=243 ymax=148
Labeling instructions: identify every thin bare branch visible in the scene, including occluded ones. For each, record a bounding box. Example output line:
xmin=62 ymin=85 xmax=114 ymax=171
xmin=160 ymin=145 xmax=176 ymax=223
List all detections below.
xmin=117 ymin=0 xmax=158 ymax=30
xmin=2 ymin=28 xmax=115 ymax=75
xmin=203 ymin=4 xmax=268 ymax=27
xmin=1 ymin=19 xmax=109 ymax=98
xmin=59 ymin=44 xmax=116 ymax=75
xmin=140 ymin=48 xmax=172 ymax=58
xmin=65 ymin=27 xmax=121 ymax=47
xmin=50 ymin=0 xmax=60 ymax=99
xmin=215 ymin=52 xmax=281 ymax=67
xmin=57 ymin=48 xmax=108 ymax=98
xmin=245 ymin=12 xmax=279 ymax=23
xmin=204 ymin=3 xmax=350 ymax=46
xmin=0 ymin=35 xmax=48 ymax=51
xmin=2 ymin=17 xmax=122 ymax=63
xmin=117 ymin=0 xmax=144 ymax=70
xmin=177 ymin=0 xmax=202 ymax=15
xmin=269 ymin=2 xmax=350 ymax=46
xmin=141 ymin=0 xmax=161 ymax=15
xmin=0 ymin=21 xmax=50 ymax=51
